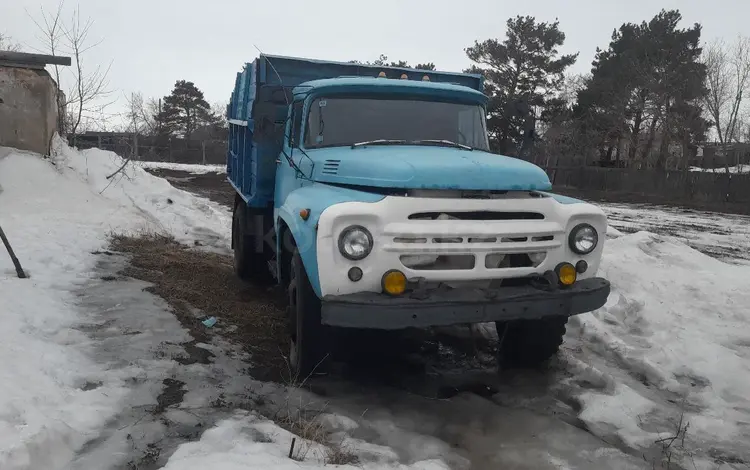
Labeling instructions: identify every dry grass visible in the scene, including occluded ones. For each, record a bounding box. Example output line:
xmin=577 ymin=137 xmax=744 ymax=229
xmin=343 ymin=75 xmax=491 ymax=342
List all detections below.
xmin=275 ymin=404 xmax=329 ymax=446
xmin=109 ymin=232 xmax=288 ymax=379
xmin=277 ymin=404 xmax=359 ymax=465
xmin=325 ymin=439 xmax=360 ymax=466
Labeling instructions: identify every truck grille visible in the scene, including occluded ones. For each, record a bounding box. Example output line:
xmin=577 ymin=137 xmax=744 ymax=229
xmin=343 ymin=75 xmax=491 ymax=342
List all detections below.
xmin=383 ymin=216 xmax=561 ymax=273
xmin=409 ymin=211 xmax=544 ymax=221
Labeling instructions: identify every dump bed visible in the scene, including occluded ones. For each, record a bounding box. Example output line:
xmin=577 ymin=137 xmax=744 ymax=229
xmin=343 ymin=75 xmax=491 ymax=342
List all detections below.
xmin=226 ymin=54 xmax=484 ymax=207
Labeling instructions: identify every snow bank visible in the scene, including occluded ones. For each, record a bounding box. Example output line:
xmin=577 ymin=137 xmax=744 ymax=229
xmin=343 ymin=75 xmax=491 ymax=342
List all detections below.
xmin=0 ymin=142 xmax=230 ymax=469
xmin=161 ymin=411 xmax=449 ymax=470
xmin=575 ymin=231 xmax=750 ymax=452
xmin=136 ymin=161 xmax=226 ymax=174
xmin=58 ymin=143 xmax=230 ymax=248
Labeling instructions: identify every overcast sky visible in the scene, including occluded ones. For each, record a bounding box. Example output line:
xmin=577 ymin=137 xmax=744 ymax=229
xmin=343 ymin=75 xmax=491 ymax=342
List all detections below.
xmin=2 ymin=0 xmax=748 ymax=124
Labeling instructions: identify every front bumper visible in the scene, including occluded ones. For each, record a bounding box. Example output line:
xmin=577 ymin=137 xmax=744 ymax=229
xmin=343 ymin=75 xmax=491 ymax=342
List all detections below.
xmin=321 ymin=277 xmax=610 ymax=329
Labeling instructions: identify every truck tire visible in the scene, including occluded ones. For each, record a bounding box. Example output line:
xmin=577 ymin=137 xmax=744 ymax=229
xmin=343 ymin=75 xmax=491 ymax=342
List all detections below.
xmin=232 ymin=199 xmax=273 ymax=284
xmin=495 ymin=316 xmax=568 ymax=368
xmin=287 ymin=249 xmax=330 ymax=379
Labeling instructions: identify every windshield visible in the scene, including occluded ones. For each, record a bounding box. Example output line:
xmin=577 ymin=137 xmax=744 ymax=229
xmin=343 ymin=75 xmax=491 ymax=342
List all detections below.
xmin=304 ymin=96 xmax=489 ymax=150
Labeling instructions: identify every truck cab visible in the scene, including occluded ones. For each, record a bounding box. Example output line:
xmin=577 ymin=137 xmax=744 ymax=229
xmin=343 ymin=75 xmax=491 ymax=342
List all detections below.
xmin=227 ymin=55 xmax=610 ymax=376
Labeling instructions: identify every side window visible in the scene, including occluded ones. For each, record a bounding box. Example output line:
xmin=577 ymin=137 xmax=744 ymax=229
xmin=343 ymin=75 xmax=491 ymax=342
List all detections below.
xmin=290 ymin=101 xmax=304 ymax=147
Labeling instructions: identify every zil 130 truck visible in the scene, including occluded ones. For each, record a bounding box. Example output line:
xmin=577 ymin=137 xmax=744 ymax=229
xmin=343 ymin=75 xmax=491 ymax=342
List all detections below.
xmin=226 ymin=54 xmax=610 ymax=376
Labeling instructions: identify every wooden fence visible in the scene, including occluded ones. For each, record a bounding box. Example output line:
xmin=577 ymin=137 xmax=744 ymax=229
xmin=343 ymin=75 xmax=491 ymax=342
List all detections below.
xmin=70 ymin=134 xmax=227 ymax=165
xmin=549 ymin=166 xmax=750 ymax=212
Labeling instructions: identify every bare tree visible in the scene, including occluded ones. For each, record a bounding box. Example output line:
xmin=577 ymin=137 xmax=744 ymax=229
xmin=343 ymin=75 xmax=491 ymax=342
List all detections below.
xmin=0 ymin=32 xmax=22 ymax=52
xmin=702 ymin=36 xmax=750 ymax=171
xmin=29 ymin=1 xmax=113 ymax=145
xmin=27 ymin=2 xmax=66 ymax=131
xmin=63 ymin=7 xmax=113 ymax=144
xmin=124 ymin=92 xmax=158 ymax=135
xmin=211 ymin=101 xmax=228 ymax=127
xmin=559 ymin=73 xmax=590 ymax=108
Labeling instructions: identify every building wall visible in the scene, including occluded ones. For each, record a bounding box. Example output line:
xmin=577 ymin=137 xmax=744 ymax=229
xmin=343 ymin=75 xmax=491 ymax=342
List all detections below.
xmin=0 ymin=66 xmax=58 ymax=155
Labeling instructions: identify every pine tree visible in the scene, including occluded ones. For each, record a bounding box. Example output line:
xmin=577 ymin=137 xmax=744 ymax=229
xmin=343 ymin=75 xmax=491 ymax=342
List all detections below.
xmin=465 ymin=16 xmax=577 ymax=156
xmin=575 ymin=10 xmax=708 ymax=168
xmin=155 ymin=80 xmax=218 ymax=139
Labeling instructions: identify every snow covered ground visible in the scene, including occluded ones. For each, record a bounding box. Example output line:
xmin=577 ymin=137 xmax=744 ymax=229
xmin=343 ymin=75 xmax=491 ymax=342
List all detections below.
xmin=0 ymin=142 xmax=229 ymax=469
xmin=690 ymin=164 xmax=749 ymax=174
xmin=602 ymin=202 xmax=750 ymax=264
xmin=2 ymin=149 xmax=749 ymax=469
xmin=569 ymin=231 xmax=750 ymax=467
xmin=136 ymin=161 xmax=226 ymax=174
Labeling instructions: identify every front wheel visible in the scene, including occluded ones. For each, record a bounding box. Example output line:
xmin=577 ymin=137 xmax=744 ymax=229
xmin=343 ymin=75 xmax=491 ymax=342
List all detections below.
xmin=287 ymin=250 xmax=330 ymax=380
xmin=495 ymin=316 xmax=569 ymax=368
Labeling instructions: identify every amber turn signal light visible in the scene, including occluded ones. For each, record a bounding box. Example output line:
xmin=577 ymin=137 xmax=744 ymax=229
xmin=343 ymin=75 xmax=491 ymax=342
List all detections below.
xmin=382 ymin=270 xmax=407 ymax=295
xmin=556 ymin=262 xmax=577 ymax=287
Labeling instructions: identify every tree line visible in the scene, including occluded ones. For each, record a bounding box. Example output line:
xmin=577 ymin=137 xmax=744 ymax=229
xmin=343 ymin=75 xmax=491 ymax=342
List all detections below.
xmin=459 ymin=11 xmax=748 ymax=171
xmin=361 ymin=11 xmax=748 ymax=172
xmin=141 ymin=9 xmax=747 ymax=171
xmin=9 ymin=5 xmax=748 ymax=170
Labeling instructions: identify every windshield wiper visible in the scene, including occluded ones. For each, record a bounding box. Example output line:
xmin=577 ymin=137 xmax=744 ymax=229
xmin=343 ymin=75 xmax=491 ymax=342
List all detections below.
xmin=351 ymin=139 xmax=407 ymax=148
xmin=350 ymin=139 xmax=474 ymax=150
xmin=412 ymin=139 xmax=473 ymax=150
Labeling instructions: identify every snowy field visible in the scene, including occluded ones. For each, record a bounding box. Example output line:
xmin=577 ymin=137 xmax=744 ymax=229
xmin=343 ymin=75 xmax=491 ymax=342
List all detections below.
xmin=1 ymin=145 xmax=749 ymax=469
xmin=690 ymin=164 xmax=749 ymax=174
xmin=136 ymin=161 xmax=226 ymax=174
xmin=602 ymin=203 xmax=750 ymax=265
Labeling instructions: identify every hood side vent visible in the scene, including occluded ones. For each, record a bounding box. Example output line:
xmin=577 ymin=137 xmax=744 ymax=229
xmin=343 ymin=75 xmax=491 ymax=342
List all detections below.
xmin=322 ymin=159 xmax=341 ymax=175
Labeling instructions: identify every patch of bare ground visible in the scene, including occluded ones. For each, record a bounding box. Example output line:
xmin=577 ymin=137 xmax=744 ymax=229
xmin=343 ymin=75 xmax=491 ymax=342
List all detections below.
xmin=109 ymin=233 xmax=364 ymax=465
xmin=109 ymin=233 xmax=288 ymax=381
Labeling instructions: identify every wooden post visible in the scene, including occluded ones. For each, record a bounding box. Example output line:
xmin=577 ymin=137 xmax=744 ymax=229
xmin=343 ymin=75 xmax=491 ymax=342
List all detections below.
xmin=0 ymin=225 xmax=27 ymax=279
xmin=201 ymin=140 xmax=206 ymax=165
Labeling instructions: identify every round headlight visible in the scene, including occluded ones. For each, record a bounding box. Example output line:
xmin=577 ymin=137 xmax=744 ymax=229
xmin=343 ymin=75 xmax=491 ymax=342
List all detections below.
xmin=338 ymin=225 xmax=373 ymax=260
xmin=569 ymin=223 xmax=598 ymax=255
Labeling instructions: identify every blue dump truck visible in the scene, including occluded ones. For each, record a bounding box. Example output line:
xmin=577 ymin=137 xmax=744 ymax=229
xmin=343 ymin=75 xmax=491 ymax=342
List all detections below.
xmin=227 ymin=55 xmax=610 ymax=376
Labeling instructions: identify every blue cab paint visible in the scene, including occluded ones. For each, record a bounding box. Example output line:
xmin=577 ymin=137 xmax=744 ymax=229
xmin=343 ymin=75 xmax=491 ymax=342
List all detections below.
xmin=227 ymin=54 xmax=556 ymax=295
xmin=303 ymin=146 xmax=552 ymax=191
xmin=275 ymin=183 xmax=384 ymax=297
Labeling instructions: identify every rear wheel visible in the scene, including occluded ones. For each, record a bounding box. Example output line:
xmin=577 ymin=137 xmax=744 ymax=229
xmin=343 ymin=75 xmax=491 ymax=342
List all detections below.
xmin=495 ymin=316 xmax=569 ymax=368
xmin=287 ymin=249 xmax=330 ymax=379
xmin=232 ymin=198 xmax=273 ymax=284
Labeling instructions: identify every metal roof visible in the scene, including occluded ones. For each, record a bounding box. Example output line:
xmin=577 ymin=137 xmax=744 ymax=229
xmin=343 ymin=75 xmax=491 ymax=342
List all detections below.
xmin=0 ymin=51 xmax=71 ymax=70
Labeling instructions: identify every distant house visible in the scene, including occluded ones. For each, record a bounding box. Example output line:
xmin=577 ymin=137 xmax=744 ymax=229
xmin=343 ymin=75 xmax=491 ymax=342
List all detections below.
xmin=71 ymin=131 xmax=133 ymax=149
xmin=190 ymin=123 xmax=228 ymax=141
xmin=694 ymin=142 xmax=750 ymax=169
xmin=0 ymin=51 xmax=70 ymax=154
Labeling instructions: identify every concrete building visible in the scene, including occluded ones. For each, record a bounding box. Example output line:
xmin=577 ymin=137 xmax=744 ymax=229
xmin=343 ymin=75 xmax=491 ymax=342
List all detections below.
xmin=0 ymin=51 xmax=71 ymax=155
